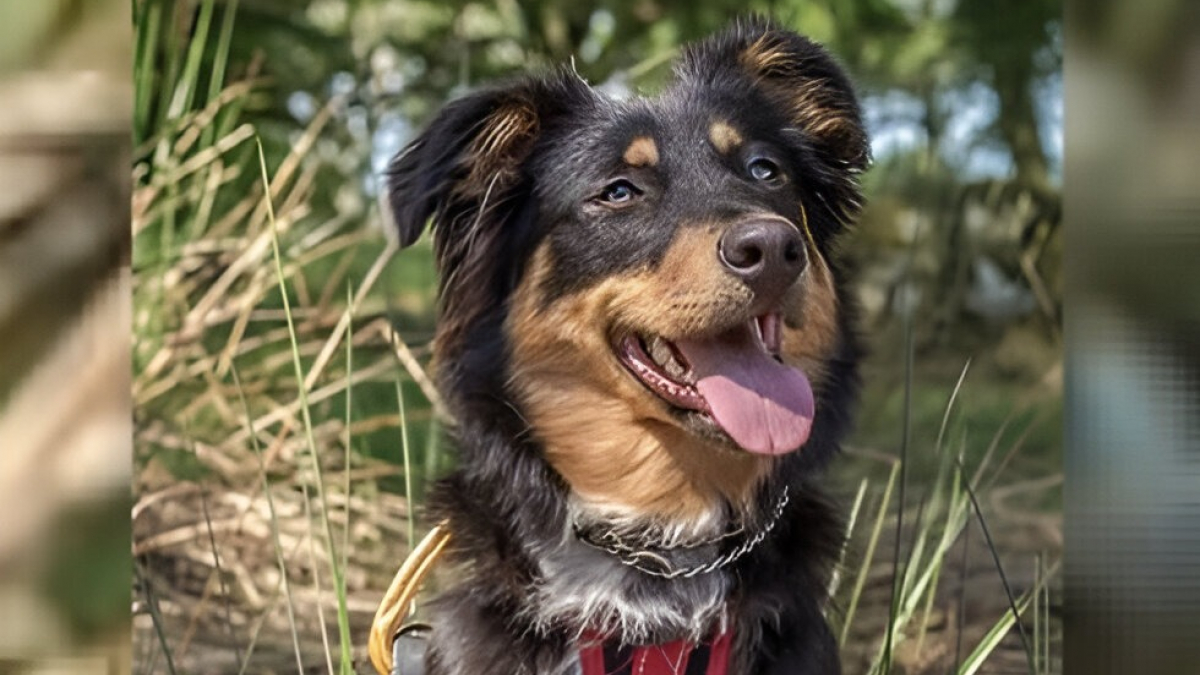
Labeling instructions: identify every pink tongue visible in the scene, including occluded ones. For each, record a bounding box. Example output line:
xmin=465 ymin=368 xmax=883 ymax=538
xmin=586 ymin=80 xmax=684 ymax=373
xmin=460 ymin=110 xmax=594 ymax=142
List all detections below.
xmin=675 ymin=325 xmax=815 ymax=455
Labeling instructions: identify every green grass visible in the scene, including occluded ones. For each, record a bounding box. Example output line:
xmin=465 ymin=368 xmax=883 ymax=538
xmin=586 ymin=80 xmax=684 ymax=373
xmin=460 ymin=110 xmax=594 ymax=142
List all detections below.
xmin=234 ymin=364 xmax=305 ymax=674
xmin=133 ymin=4 xmax=439 ymax=671
xmin=261 ymin=137 xmax=355 ymax=675
xmin=830 ymin=354 xmax=1062 ymax=674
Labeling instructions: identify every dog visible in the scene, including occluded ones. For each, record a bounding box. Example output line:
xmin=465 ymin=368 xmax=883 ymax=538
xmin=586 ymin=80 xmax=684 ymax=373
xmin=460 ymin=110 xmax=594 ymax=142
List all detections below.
xmin=384 ymin=17 xmax=869 ymax=675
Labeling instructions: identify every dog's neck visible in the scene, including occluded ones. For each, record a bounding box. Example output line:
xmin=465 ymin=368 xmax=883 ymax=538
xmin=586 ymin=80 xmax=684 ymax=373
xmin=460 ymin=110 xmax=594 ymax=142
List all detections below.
xmin=571 ymin=486 xmax=791 ymax=580
xmin=526 ymin=536 xmax=732 ymax=647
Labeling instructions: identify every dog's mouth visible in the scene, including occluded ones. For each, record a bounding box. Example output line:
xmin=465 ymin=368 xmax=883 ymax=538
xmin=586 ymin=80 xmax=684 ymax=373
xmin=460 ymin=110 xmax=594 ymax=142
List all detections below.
xmin=614 ymin=313 xmax=815 ymax=455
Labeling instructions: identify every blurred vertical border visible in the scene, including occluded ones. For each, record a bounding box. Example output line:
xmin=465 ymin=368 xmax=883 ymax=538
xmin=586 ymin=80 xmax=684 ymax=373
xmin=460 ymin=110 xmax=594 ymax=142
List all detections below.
xmin=0 ymin=0 xmax=132 ymax=672
xmin=1064 ymin=0 xmax=1200 ymax=673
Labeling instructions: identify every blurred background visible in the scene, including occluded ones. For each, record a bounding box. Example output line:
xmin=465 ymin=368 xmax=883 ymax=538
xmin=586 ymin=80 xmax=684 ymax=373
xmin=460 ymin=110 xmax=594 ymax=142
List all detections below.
xmin=0 ymin=0 xmax=131 ymax=673
xmin=1064 ymin=1 xmax=1200 ymax=674
xmin=125 ymin=0 xmax=1065 ymax=673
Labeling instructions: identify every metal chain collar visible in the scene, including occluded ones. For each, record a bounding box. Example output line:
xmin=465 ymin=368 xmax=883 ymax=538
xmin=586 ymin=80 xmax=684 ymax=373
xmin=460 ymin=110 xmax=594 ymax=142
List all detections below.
xmin=573 ymin=487 xmax=791 ymax=580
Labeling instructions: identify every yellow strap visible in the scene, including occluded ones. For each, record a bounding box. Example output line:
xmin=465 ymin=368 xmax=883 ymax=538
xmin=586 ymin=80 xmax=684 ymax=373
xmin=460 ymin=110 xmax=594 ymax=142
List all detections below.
xmin=368 ymin=521 xmax=452 ymax=675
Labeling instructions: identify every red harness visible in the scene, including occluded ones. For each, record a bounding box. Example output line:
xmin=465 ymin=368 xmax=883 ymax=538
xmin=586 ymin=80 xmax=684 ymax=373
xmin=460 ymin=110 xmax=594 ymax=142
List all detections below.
xmin=577 ymin=629 xmax=733 ymax=675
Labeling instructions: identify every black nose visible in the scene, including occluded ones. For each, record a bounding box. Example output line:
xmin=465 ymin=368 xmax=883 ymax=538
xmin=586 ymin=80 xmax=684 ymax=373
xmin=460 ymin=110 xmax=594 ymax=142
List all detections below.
xmin=719 ymin=219 xmax=807 ymax=300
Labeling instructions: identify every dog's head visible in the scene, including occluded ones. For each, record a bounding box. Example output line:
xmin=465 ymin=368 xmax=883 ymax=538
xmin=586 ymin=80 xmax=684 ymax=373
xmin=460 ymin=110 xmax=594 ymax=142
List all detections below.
xmin=386 ymin=19 xmax=868 ymax=523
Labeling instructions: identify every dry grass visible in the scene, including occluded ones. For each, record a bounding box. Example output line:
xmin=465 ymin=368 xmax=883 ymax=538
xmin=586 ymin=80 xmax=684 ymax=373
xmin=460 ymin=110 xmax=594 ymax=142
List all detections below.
xmin=132 ymin=5 xmax=445 ymax=669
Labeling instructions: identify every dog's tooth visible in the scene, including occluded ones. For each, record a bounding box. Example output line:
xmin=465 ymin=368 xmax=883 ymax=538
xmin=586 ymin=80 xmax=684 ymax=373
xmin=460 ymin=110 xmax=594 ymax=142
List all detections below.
xmin=664 ymin=356 xmax=685 ymax=379
xmin=649 ymin=336 xmax=672 ymax=366
xmin=752 ymin=317 xmax=765 ymax=348
xmin=665 ymin=341 xmax=694 ymax=381
xmin=763 ymin=313 xmax=782 ymax=353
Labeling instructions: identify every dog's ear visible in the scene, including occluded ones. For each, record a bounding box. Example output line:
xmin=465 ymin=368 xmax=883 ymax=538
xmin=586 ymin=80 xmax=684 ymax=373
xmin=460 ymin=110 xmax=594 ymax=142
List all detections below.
xmin=384 ymin=72 xmax=594 ymax=358
xmin=678 ymin=17 xmax=870 ymax=221
xmin=386 ymin=82 xmax=544 ymax=248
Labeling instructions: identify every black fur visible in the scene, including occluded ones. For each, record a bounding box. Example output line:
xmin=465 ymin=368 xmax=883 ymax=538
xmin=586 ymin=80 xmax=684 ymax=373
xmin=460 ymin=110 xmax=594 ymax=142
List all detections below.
xmin=385 ymin=17 xmax=868 ymax=675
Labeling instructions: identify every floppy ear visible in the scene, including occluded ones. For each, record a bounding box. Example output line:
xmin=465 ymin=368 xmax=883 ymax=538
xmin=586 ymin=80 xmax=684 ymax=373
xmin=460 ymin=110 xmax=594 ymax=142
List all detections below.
xmin=384 ymin=72 xmax=594 ymax=356
xmin=386 ymin=84 xmax=543 ymax=249
xmin=677 ymin=17 xmax=870 ymax=223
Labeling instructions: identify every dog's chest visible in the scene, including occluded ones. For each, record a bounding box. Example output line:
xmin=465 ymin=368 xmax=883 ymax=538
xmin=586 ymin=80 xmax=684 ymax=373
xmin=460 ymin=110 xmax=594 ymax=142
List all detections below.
xmin=528 ymin=536 xmax=732 ymax=647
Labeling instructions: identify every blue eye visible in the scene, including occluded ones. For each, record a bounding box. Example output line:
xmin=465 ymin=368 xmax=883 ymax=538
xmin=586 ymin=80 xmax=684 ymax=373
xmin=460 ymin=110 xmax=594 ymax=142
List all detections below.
xmin=748 ymin=157 xmax=781 ymax=182
xmin=600 ymin=180 xmax=639 ymax=204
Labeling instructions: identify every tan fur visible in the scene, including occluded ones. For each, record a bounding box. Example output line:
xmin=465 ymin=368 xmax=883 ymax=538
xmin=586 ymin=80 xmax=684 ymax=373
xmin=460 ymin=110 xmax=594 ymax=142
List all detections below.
xmin=506 ymin=232 xmax=767 ymax=521
xmin=786 ymin=79 xmax=858 ymax=151
xmin=506 ymin=219 xmax=841 ymax=521
xmin=708 ymin=120 xmax=743 ymax=154
xmin=622 ymin=136 xmax=659 ymax=167
xmin=464 ymin=101 xmax=539 ymax=194
xmin=738 ymin=34 xmax=861 ymax=163
xmin=740 ymin=33 xmax=794 ymax=74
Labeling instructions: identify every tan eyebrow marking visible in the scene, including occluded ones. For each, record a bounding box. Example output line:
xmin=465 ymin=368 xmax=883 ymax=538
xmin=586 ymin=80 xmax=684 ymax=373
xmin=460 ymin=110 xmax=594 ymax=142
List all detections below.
xmin=622 ymin=136 xmax=659 ymax=167
xmin=709 ymin=120 xmax=744 ymax=154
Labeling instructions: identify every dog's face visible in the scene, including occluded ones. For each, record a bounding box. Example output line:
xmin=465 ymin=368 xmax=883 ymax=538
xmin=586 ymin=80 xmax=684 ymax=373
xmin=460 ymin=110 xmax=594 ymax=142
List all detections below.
xmin=388 ymin=20 xmax=868 ymax=523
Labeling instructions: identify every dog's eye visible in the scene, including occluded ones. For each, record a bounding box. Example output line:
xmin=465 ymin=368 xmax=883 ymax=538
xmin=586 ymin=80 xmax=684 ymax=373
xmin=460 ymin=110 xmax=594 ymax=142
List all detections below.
xmin=599 ymin=180 xmax=640 ymax=205
xmin=748 ymin=157 xmax=782 ymax=182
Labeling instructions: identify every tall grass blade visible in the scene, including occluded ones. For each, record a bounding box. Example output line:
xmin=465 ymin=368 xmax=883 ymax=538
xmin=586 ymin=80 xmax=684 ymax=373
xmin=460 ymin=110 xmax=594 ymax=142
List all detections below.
xmin=189 ymin=0 xmax=241 ymax=241
xmin=897 ymin=491 xmax=928 ymax=608
xmin=969 ymin=413 xmax=1014 ymax=492
xmin=154 ymin=0 xmax=184 ymax=143
xmin=1044 ymin=553 xmax=1053 ymax=671
xmin=136 ymin=561 xmax=179 ymax=675
xmin=300 ymin=478 xmax=336 ymax=675
xmin=200 ymin=488 xmax=244 ymax=670
xmin=133 ymin=0 xmax=162 ymax=143
xmin=954 ymin=508 xmax=972 ymax=670
xmin=864 ymin=437 xmax=979 ymax=673
xmin=955 ymin=560 xmax=1059 ymax=675
xmin=839 ymin=460 xmax=900 ymax=647
xmin=828 ymin=478 xmax=869 ymax=601
xmin=907 ymin=376 xmax=969 ymax=660
xmin=955 ymin=454 xmax=1036 ymax=673
xmin=232 ymin=365 xmax=305 ymax=674
xmin=912 ymin=554 xmax=942 ymax=659
xmin=936 ymin=359 xmax=972 ymax=454
xmin=342 ymin=282 xmax=354 ymax=592
xmin=258 ymin=139 xmax=354 ymax=674
xmin=1033 ymin=554 xmax=1042 ymax=673
xmin=884 ymin=279 xmax=915 ymax=672
xmin=169 ymin=0 xmax=217 ymax=120
xmin=235 ymin=582 xmax=284 ymax=675
xmin=881 ymin=221 xmax=923 ymax=672
xmin=202 ymin=0 xmax=240 ymax=142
